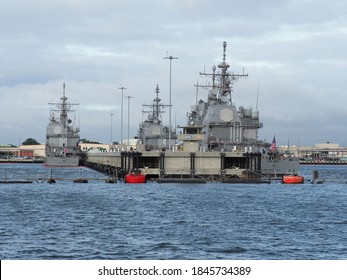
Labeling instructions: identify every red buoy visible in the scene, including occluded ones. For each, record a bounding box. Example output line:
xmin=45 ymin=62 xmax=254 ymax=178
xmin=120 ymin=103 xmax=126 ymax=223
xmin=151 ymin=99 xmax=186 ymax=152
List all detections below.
xmin=125 ymin=171 xmax=146 ymax=184
xmin=282 ymin=174 xmax=304 ymax=184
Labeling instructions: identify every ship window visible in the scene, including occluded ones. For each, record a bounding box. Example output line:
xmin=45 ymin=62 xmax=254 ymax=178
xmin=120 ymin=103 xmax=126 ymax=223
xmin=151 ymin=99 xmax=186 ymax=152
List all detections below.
xmin=186 ymin=128 xmax=198 ymax=134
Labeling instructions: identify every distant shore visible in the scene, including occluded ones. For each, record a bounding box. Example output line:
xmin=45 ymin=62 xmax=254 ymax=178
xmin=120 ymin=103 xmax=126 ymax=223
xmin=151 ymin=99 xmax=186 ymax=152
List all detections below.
xmin=0 ymin=158 xmax=44 ymax=164
xmin=300 ymin=159 xmax=347 ymax=165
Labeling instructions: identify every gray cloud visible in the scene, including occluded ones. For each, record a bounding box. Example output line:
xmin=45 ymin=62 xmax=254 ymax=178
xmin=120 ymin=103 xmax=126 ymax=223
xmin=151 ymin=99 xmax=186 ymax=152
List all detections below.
xmin=1 ymin=0 xmax=347 ymax=146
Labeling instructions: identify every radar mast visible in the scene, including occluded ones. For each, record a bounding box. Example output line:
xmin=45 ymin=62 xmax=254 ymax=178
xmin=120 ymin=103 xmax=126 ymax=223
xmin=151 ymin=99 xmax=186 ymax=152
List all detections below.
xmin=196 ymin=41 xmax=248 ymax=105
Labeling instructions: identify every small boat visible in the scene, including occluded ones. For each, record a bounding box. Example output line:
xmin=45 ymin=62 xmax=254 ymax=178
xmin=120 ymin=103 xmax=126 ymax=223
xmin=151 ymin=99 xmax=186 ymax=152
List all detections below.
xmin=125 ymin=171 xmax=146 ymax=184
xmin=282 ymin=174 xmax=304 ymax=184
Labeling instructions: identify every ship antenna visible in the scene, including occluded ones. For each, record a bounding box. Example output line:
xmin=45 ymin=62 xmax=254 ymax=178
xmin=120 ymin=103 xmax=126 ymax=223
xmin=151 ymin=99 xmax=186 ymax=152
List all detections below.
xmin=154 ymin=84 xmax=160 ymax=121
xmin=60 ymin=82 xmax=68 ymax=126
xmin=212 ymin=65 xmax=216 ymax=88
xmin=195 ymin=80 xmax=199 ymax=107
xmin=223 ymin=41 xmax=227 ymax=63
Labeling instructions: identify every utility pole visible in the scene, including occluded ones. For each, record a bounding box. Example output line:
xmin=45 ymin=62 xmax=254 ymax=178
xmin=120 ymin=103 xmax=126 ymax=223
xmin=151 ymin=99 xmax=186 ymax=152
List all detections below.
xmin=125 ymin=96 xmax=134 ymax=149
xmin=110 ymin=113 xmax=114 ymax=145
xmin=118 ymin=86 xmax=127 ymax=144
xmin=164 ymin=55 xmax=178 ymax=151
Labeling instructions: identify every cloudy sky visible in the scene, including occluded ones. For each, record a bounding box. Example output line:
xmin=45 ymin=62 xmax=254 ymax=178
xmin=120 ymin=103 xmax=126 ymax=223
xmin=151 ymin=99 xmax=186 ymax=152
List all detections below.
xmin=1 ymin=0 xmax=347 ymax=147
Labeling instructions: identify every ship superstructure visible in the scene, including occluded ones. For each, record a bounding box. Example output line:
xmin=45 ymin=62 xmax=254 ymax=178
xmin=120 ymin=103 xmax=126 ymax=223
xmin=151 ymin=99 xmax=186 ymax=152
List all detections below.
xmin=186 ymin=41 xmax=264 ymax=152
xmin=178 ymin=41 xmax=299 ymax=178
xmin=137 ymin=84 xmax=177 ymax=151
xmin=45 ymin=83 xmax=80 ymax=166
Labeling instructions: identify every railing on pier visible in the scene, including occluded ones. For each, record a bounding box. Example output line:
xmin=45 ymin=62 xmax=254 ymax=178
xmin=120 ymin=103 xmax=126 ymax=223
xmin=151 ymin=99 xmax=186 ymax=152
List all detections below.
xmin=300 ymin=159 xmax=347 ymax=165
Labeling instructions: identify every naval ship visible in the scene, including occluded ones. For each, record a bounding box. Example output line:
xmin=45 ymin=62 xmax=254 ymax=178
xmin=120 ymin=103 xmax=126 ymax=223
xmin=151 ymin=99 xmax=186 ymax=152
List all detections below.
xmin=179 ymin=41 xmax=299 ymax=178
xmin=45 ymin=83 xmax=80 ymax=166
xmin=137 ymin=84 xmax=177 ymax=151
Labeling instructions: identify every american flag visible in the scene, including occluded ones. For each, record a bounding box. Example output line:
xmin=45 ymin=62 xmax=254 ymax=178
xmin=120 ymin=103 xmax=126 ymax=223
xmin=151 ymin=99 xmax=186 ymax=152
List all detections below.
xmin=271 ymin=135 xmax=276 ymax=152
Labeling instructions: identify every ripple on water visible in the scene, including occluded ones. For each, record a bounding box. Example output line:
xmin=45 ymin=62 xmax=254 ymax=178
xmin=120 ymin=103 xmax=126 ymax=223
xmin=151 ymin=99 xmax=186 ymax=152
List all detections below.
xmin=206 ymin=246 xmax=247 ymax=254
xmin=1 ymin=164 xmax=347 ymax=259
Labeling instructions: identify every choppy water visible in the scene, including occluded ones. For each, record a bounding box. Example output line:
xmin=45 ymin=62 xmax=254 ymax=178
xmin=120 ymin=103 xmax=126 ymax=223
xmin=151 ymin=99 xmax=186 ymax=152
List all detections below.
xmin=0 ymin=164 xmax=346 ymax=259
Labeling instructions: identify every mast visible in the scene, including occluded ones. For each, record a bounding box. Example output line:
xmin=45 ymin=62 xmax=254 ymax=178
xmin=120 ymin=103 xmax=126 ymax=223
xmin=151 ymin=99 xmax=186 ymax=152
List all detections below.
xmin=141 ymin=84 xmax=169 ymax=124
xmin=60 ymin=83 xmax=68 ymax=127
xmin=48 ymin=83 xmax=79 ymax=128
xmin=153 ymin=84 xmax=161 ymax=122
xmin=218 ymin=41 xmax=230 ymax=99
xmin=197 ymin=41 xmax=248 ymax=105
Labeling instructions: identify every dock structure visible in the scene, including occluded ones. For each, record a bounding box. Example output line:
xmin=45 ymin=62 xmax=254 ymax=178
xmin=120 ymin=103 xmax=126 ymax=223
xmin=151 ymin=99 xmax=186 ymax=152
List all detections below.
xmin=0 ymin=178 xmax=115 ymax=184
xmin=300 ymin=159 xmax=347 ymax=165
xmin=0 ymin=166 xmax=115 ymax=184
xmin=85 ymin=150 xmax=268 ymax=183
xmin=0 ymin=158 xmax=44 ymax=163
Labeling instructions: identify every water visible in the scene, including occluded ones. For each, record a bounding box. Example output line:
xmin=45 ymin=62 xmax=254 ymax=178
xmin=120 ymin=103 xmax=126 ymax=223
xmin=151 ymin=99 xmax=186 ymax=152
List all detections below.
xmin=0 ymin=164 xmax=346 ymax=259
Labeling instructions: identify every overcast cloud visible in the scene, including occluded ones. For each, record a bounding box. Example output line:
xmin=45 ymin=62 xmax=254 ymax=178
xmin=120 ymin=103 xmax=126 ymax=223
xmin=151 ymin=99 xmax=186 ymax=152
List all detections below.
xmin=1 ymin=0 xmax=347 ymax=146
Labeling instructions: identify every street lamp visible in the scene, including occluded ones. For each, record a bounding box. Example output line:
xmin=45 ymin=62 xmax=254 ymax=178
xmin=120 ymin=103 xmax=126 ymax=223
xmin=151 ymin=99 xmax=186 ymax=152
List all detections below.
xmin=164 ymin=54 xmax=178 ymax=151
xmin=110 ymin=113 xmax=114 ymax=145
xmin=118 ymin=86 xmax=127 ymax=145
xmin=125 ymin=95 xmax=134 ymax=149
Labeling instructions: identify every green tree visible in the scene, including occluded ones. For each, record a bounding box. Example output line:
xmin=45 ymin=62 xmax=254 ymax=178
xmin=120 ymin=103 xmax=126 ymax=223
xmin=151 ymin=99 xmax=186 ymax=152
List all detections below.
xmin=80 ymin=138 xmax=100 ymax=144
xmin=22 ymin=138 xmax=40 ymax=145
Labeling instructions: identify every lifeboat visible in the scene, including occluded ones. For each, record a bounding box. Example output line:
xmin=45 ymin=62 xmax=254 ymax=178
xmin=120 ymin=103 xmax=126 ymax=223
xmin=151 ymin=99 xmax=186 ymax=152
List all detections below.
xmin=125 ymin=171 xmax=146 ymax=184
xmin=282 ymin=174 xmax=304 ymax=184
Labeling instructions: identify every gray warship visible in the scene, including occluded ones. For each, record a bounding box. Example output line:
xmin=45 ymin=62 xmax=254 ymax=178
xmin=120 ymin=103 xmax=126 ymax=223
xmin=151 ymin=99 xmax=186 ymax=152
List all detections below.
xmin=137 ymin=84 xmax=177 ymax=151
xmin=45 ymin=83 xmax=80 ymax=166
xmin=179 ymin=41 xmax=299 ymax=178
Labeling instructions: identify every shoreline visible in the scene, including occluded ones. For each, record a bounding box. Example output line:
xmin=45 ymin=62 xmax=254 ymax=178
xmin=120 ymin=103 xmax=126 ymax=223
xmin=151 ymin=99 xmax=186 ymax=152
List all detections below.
xmin=0 ymin=158 xmax=44 ymax=164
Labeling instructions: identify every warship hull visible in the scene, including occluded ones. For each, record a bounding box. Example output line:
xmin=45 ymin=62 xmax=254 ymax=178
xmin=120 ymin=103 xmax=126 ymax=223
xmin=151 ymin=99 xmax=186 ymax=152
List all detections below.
xmin=261 ymin=158 xmax=300 ymax=178
xmin=44 ymin=156 xmax=79 ymax=167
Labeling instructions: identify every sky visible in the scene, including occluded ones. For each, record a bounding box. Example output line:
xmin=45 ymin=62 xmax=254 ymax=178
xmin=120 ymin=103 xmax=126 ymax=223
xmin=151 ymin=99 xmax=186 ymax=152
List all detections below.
xmin=1 ymin=0 xmax=347 ymax=147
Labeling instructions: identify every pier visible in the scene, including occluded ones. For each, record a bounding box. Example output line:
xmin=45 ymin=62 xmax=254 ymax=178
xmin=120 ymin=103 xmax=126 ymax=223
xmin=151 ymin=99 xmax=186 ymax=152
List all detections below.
xmin=0 ymin=158 xmax=44 ymax=164
xmin=0 ymin=167 xmax=115 ymax=184
xmin=0 ymin=178 xmax=115 ymax=184
xmin=300 ymin=159 xmax=347 ymax=165
xmin=84 ymin=150 xmax=289 ymax=183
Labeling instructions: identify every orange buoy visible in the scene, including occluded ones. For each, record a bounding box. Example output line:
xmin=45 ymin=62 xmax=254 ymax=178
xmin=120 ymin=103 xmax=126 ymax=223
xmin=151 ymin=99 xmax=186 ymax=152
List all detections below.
xmin=282 ymin=174 xmax=304 ymax=184
xmin=125 ymin=171 xmax=146 ymax=184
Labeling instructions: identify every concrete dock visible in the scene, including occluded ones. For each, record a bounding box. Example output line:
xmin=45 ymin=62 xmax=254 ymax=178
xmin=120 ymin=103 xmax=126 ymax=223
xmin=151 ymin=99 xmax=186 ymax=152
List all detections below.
xmin=85 ymin=150 xmax=267 ymax=183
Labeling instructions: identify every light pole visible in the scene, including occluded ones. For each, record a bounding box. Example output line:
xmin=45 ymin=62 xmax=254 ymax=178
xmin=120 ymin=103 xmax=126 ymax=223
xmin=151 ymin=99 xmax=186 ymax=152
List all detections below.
xmin=118 ymin=86 xmax=127 ymax=145
xmin=164 ymin=54 xmax=178 ymax=151
xmin=125 ymin=95 xmax=133 ymax=149
xmin=110 ymin=113 xmax=114 ymax=145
